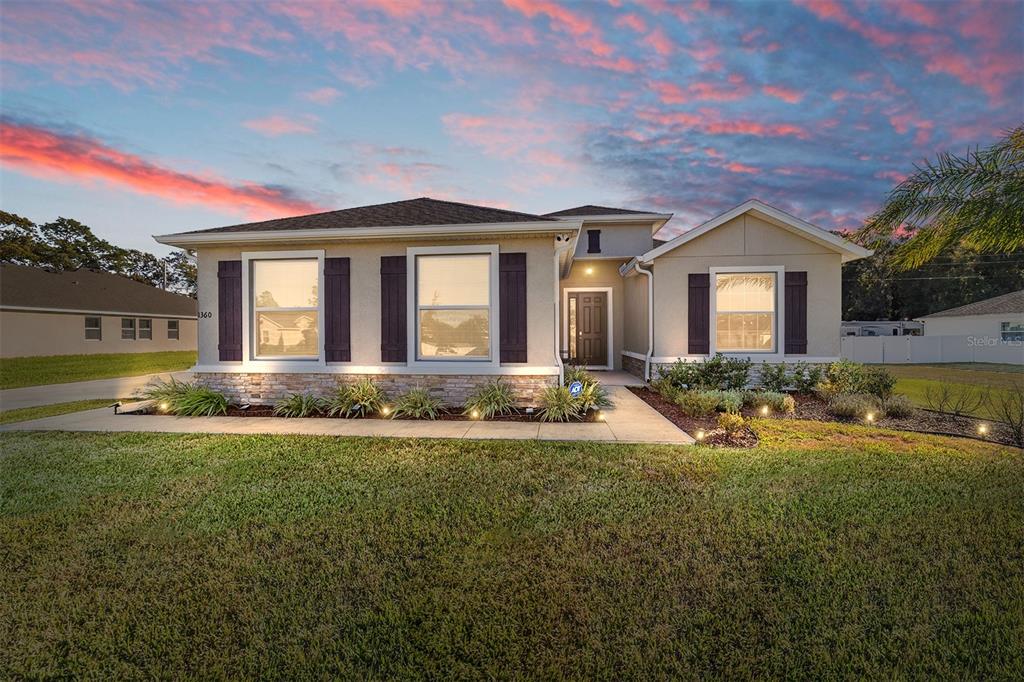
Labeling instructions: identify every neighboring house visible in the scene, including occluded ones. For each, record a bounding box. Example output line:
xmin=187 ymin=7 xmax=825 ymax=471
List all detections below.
xmin=0 ymin=264 xmax=197 ymax=358
xmin=916 ymin=289 xmax=1024 ymax=341
xmin=154 ymin=197 xmax=871 ymax=404
xmin=841 ymin=320 xmax=923 ymax=337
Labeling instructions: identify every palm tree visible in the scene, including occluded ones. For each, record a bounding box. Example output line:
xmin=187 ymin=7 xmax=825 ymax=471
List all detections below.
xmin=857 ymin=125 xmax=1024 ymax=269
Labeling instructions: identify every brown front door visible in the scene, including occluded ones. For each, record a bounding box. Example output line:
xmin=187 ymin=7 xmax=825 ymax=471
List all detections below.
xmin=569 ymin=291 xmax=607 ymax=366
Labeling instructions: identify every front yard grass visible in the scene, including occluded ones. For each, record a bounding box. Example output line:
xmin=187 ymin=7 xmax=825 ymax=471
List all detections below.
xmin=0 ymin=351 xmax=196 ymax=389
xmin=882 ymin=363 xmax=1022 ymax=419
xmin=1 ymin=423 xmax=1021 ymax=678
xmin=0 ymin=398 xmax=116 ymax=425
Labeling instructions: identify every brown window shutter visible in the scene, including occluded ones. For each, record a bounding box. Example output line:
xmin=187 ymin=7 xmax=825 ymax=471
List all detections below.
xmin=688 ymin=273 xmax=710 ymax=355
xmin=499 ymin=252 xmax=527 ymax=362
xmin=785 ymin=271 xmax=808 ymax=354
xmin=380 ymin=256 xmax=407 ymax=362
xmin=217 ymin=260 xmax=242 ymax=361
xmin=324 ymin=257 xmax=351 ymax=362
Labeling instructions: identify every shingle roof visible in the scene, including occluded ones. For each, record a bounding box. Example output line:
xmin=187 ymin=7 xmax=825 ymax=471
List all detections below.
xmin=920 ymin=289 xmax=1024 ymax=318
xmin=543 ymin=204 xmax=657 ymax=217
xmin=185 ymin=197 xmax=555 ymax=234
xmin=0 ymin=264 xmax=197 ymax=316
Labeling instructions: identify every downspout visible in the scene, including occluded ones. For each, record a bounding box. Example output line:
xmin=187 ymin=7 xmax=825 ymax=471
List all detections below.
xmin=633 ymin=260 xmax=654 ymax=382
xmin=553 ymin=233 xmax=575 ymax=385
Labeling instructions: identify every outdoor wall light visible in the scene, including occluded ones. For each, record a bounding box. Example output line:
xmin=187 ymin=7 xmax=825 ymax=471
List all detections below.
xmin=585 ymin=266 xmax=594 ymax=275
xmin=978 ymin=423 xmax=989 ymax=436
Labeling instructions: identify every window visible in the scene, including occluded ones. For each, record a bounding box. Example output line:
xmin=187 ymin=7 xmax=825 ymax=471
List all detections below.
xmin=85 ymin=316 xmax=101 ymax=340
xmin=416 ymin=253 xmax=490 ymax=359
xmin=139 ymin=318 xmax=152 ymax=340
xmin=587 ymin=229 xmax=601 ymax=254
xmin=715 ymin=272 xmax=776 ymax=352
xmin=1002 ymin=321 xmax=1024 ymax=342
xmin=167 ymin=320 xmax=179 ymax=340
xmin=252 ymin=258 xmax=319 ymax=358
xmin=121 ymin=318 xmax=135 ymax=340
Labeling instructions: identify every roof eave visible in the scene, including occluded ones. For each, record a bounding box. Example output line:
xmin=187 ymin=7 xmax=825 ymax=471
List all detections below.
xmin=155 ymin=220 xmax=583 ymax=249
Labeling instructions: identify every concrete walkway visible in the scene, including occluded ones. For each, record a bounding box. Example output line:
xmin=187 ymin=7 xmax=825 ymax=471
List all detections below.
xmin=0 ymin=371 xmax=191 ymax=410
xmin=1 ymin=385 xmax=693 ymax=445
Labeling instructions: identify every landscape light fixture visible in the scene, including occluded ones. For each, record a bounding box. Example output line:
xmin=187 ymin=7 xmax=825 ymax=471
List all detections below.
xmin=760 ymin=405 xmax=770 ymax=416
xmin=696 ymin=429 xmax=705 ymax=441
xmin=596 ymin=411 xmax=605 ymax=421
xmin=471 ymin=409 xmax=479 ymax=419
xmin=978 ymin=423 xmax=989 ymax=436
xmin=381 ymin=405 xmax=391 ymax=416
xmin=111 ymin=400 xmax=123 ymax=415
xmin=865 ymin=412 xmax=875 ymax=423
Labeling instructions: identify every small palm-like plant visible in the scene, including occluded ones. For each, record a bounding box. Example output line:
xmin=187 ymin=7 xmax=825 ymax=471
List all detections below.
xmin=173 ymin=386 xmax=229 ymax=416
xmin=274 ymin=392 xmax=325 ymax=418
xmin=138 ymin=376 xmax=196 ymax=404
xmin=327 ymin=378 xmax=388 ymax=418
xmin=538 ymin=386 xmax=582 ymax=422
xmin=391 ymin=388 xmax=443 ymax=420
xmin=563 ymin=365 xmax=594 ymax=387
xmin=463 ymin=379 xmax=516 ymax=419
xmin=575 ymin=381 xmax=611 ymax=413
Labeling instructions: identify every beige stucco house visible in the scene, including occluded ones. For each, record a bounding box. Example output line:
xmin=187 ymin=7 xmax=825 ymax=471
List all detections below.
xmin=0 ymin=264 xmax=197 ymax=358
xmin=154 ymin=197 xmax=870 ymax=404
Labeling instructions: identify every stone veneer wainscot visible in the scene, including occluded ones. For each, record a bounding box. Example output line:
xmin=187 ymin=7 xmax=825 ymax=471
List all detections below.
xmin=196 ymin=372 xmax=557 ymax=407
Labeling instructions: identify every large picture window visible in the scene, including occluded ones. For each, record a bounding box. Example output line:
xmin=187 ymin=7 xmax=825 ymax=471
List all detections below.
xmin=251 ymin=259 xmax=319 ymax=359
xmin=715 ymin=272 xmax=776 ymax=352
xmin=416 ymin=253 xmax=491 ymax=359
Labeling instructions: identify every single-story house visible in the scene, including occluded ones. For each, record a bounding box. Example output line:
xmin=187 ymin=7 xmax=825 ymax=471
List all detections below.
xmin=154 ymin=197 xmax=871 ymax=404
xmin=916 ymin=289 xmax=1024 ymax=341
xmin=0 ymin=264 xmax=197 ymax=357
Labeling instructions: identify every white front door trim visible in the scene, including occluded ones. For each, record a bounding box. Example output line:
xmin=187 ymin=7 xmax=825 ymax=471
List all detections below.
xmin=562 ymin=286 xmax=614 ymax=371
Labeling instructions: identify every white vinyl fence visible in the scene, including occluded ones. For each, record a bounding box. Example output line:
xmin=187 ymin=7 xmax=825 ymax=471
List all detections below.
xmin=841 ymin=334 xmax=1024 ymax=365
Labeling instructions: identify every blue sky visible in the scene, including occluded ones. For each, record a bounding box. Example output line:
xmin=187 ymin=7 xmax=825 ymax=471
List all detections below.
xmin=1 ymin=0 xmax=1021 ymax=254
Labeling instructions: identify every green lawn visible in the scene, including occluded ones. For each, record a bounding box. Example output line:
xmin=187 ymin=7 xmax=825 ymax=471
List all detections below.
xmin=1 ymin=424 xmax=1021 ymax=678
xmin=0 ymin=351 xmax=196 ymax=389
xmin=0 ymin=399 xmax=117 ymax=425
xmin=883 ymin=363 xmax=1022 ymax=419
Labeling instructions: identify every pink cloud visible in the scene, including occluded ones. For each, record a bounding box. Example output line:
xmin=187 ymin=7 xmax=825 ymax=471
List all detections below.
xmin=794 ymin=0 xmax=901 ymax=47
xmin=724 ymin=162 xmax=759 ymax=174
xmin=650 ymin=76 xmax=752 ymax=104
xmin=301 ymin=87 xmax=342 ymax=104
xmin=442 ymin=112 xmax=560 ymax=157
xmin=647 ymin=27 xmax=674 ymax=56
xmin=890 ymin=1 xmax=942 ymax=28
xmin=875 ymin=170 xmax=908 ymax=183
xmin=615 ymin=13 xmax=647 ymax=33
xmin=762 ymin=84 xmax=804 ymax=104
xmin=0 ymin=119 xmax=321 ymax=217
xmin=637 ymin=108 xmax=810 ymax=140
xmin=243 ymin=115 xmax=318 ymax=136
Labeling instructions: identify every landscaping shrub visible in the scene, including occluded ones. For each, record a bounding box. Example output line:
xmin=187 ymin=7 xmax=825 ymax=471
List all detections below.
xmin=139 ymin=376 xmax=197 ymax=404
xmin=881 ymin=394 xmax=915 ymax=419
xmin=650 ymin=378 xmax=681 ymax=403
xmin=563 ymin=365 xmax=594 ymax=387
xmin=828 ymin=394 xmax=881 ymax=420
xmin=717 ymin=411 xmax=745 ymax=435
xmin=327 ymin=379 xmax=388 ymax=418
xmin=391 ymin=388 xmax=443 ymax=420
xmin=758 ymin=363 xmax=788 ymax=392
xmin=538 ymin=386 xmax=581 ymax=422
xmin=756 ymin=391 xmax=796 ymax=414
xmin=658 ymin=353 xmax=751 ymax=391
xmin=674 ymin=391 xmax=719 ymax=417
xmin=985 ymin=381 xmax=1024 ymax=448
xmin=576 ymin=381 xmax=611 ymax=413
xmin=861 ymin=366 xmax=897 ymax=400
xmin=274 ymin=392 xmax=325 ymax=418
xmin=704 ymin=390 xmax=744 ymax=414
xmin=824 ymin=359 xmax=866 ymax=395
xmin=172 ymin=386 xmax=229 ymax=417
xmin=790 ymin=362 xmax=824 ymax=393
xmin=463 ymin=379 xmax=516 ymax=419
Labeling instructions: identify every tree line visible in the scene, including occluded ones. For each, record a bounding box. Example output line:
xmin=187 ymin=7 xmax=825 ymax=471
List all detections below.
xmin=0 ymin=210 xmax=196 ymax=297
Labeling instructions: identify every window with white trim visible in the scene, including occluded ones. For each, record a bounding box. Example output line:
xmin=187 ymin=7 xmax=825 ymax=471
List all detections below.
xmin=715 ymin=272 xmax=776 ymax=352
xmin=1002 ymin=321 xmax=1024 ymax=342
xmin=251 ymin=258 xmax=319 ymax=359
xmin=121 ymin=318 xmax=135 ymax=340
xmin=139 ymin=318 xmax=152 ymax=340
xmin=416 ymin=253 xmax=491 ymax=359
xmin=167 ymin=320 xmax=179 ymax=340
xmin=85 ymin=316 xmax=101 ymax=340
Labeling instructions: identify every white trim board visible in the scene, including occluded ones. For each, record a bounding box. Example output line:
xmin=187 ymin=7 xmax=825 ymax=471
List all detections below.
xmin=632 ymin=199 xmax=872 ymax=266
xmin=562 ymin=287 xmax=614 ymax=371
xmin=191 ymin=364 xmax=560 ymax=376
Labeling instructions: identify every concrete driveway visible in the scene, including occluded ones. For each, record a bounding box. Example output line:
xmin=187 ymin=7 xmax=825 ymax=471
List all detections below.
xmin=0 ymin=371 xmax=192 ymax=411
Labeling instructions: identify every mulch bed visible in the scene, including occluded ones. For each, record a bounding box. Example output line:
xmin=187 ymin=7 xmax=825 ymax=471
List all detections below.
xmin=630 ymin=387 xmax=1020 ymax=449
xmin=133 ymin=405 xmax=600 ymax=423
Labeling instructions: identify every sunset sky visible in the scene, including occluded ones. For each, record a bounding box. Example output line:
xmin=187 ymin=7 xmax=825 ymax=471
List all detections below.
xmin=1 ymin=0 xmax=1021 ymax=253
